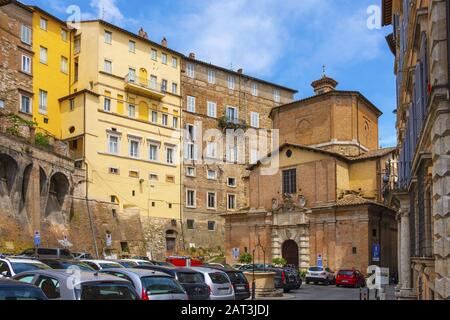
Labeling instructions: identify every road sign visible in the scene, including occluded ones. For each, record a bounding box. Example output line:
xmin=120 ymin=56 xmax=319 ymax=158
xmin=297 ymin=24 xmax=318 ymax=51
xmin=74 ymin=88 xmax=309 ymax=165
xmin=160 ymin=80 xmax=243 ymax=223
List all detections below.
xmin=106 ymin=233 xmax=112 ymax=247
xmin=372 ymin=244 xmax=381 ymax=262
xmin=232 ymin=248 xmax=240 ymax=260
xmin=58 ymin=235 xmax=73 ymax=248
xmin=317 ymin=254 xmax=323 ymax=267
xmin=34 ymin=231 xmax=41 ymax=247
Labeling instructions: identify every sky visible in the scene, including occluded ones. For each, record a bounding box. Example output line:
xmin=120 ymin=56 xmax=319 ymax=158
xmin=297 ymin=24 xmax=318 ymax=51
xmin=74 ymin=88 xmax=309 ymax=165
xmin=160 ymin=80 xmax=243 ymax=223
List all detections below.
xmin=26 ymin=0 xmax=397 ymax=147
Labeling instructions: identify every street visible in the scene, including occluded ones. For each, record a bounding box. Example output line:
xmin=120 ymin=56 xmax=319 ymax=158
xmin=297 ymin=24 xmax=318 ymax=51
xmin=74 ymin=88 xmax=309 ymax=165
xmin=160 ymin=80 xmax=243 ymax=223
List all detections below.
xmin=258 ymin=284 xmax=397 ymax=301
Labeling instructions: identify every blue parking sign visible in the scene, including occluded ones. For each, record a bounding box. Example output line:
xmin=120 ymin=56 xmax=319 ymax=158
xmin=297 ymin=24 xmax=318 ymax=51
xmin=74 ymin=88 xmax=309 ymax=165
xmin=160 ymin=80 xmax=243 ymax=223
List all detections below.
xmin=34 ymin=231 xmax=41 ymax=247
xmin=372 ymin=244 xmax=381 ymax=262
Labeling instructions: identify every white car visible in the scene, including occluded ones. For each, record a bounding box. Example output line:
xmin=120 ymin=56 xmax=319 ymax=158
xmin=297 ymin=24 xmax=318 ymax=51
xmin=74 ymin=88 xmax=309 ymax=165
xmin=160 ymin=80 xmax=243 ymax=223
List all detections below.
xmin=305 ymin=266 xmax=335 ymax=285
xmin=0 ymin=257 xmax=51 ymax=278
xmin=121 ymin=259 xmax=154 ymax=267
xmin=80 ymin=260 xmax=124 ymax=271
xmin=191 ymin=267 xmax=235 ymax=300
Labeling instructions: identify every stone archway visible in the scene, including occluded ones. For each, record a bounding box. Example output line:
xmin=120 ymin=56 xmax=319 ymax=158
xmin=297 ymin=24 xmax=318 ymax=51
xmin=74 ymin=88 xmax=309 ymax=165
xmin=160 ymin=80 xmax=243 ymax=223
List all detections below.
xmin=0 ymin=153 xmax=18 ymax=195
xmin=282 ymin=239 xmax=300 ymax=268
xmin=45 ymin=172 xmax=70 ymax=223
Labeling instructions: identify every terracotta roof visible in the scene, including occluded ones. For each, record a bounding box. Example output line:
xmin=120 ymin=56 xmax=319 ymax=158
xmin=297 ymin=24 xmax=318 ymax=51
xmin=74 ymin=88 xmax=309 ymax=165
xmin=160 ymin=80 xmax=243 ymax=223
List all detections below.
xmin=346 ymin=147 xmax=397 ymax=161
xmin=336 ymin=194 xmax=392 ymax=210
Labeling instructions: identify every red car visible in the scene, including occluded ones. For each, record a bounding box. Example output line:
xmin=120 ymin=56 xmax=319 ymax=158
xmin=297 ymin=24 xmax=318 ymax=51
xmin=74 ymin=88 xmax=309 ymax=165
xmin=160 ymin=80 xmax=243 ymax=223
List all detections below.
xmin=166 ymin=256 xmax=203 ymax=267
xmin=335 ymin=269 xmax=366 ymax=288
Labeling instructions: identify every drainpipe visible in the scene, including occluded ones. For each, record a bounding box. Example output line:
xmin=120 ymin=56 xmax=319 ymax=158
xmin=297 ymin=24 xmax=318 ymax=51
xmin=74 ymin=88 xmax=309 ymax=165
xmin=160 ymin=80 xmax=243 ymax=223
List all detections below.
xmin=447 ymin=0 xmax=450 ymax=93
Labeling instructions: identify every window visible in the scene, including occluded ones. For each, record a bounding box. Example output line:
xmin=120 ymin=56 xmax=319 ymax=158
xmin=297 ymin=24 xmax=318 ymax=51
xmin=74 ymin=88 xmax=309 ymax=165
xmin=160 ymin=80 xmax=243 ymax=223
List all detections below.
xmin=104 ymin=98 xmax=111 ymax=112
xmin=186 ymin=190 xmax=196 ymax=208
xmin=151 ymin=110 xmax=158 ymax=123
xmin=226 ymin=106 xmax=238 ymax=123
xmin=166 ymin=175 xmax=175 ymax=183
xmin=129 ymin=40 xmax=135 ymax=53
xmin=40 ymin=47 xmax=48 ymax=64
xmin=274 ymin=89 xmax=281 ymax=103
xmin=251 ymin=112 xmax=260 ymax=128
xmin=186 ymin=124 xmax=196 ymax=141
xmin=207 ymin=101 xmax=217 ymax=118
xmin=172 ymin=82 xmax=178 ymax=94
xmin=129 ymin=139 xmax=140 ymax=158
xmin=208 ymin=70 xmax=216 ymax=84
xmin=21 ymin=25 xmax=32 ymax=45
xmin=39 ymin=90 xmax=47 ymax=114
xmin=149 ymin=143 xmax=159 ymax=161
xmin=166 ymin=146 xmax=175 ymax=164
xmin=104 ymin=30 xmax=112 ymax=44
xmin=108 ymin=135 xmax=119 ymax=155
xmin=282 ymin=169 xmax=297 ymax=195
xmin=187 ymin=96 xmax=196 ymax=113
xmin=228 ymin=75 xmax=235 ymax=90
xmin=109 ymin=167 xmax=119 ymax=175
xmin=173 ymin=117 xmax=178 ymax=128
xmin=161 ymin=53 xmax=168 ymax=64
xmin=128 ymin=68 xmax=136 ymax=82
xmin=250 ymin=148 xmax=259 ymax=165
xmin=111 ymin=195 xmax=117 ymax=203
xmin=22 ymin=55 xmax=31 ymax=73
xmin=161 ymin=79 xmax=168 ymax=92
xmin=74 ymin=36 xmax=80 ymax=54
xmin=207 ymin=170 xmax=217 ymax=180
xmin=0 ymin=100 xmax=4 ymax=109
xmin=104 ymin=59 xmax=112 ymax=73
xmin=228 ymin=194 xmax=236 ymax=210
xmin=149 ymin=173 xmax=159 ymax=181
xmin=207 ymin=192 xmax=216 ymax=209
xmin=227 ymin=144 xmax=238 ymax=163
xmin=69 ymin=99 xmax=75 ymax=111
xmin=186 ymin=142 xmax=196 ymax=161
xmin=187 ymin=219 xmax=195 ymax=229
xmin=206 ymin=141 xmax=217 ymax=159
xmin=172 ymin=57 xmax=178 ymax=68
xmin=162 ymin=114 xmax=168 ymax=126
xmin=151 ymin=49 xmax=157 ymax=60
xmin=36 ymin=276 xmax=61 ymax=300
xmin=128 ymin=104 xmax=136 ymax=118
xmin=251 ymin=82 xmax=258 ymax=96
xmin=227 ymin=177 xmax=237 ymax=187
xmin=187 ymin=63 xmax=195 ymax=78
xmin=129 ymin=170 xmax=139 ymax=178
xmin=186 ymin=167 xmax=195 ymax=177
xmin=20 ymin=94 xmax=32 ymax=114
xmin=208 ymin=221 xmax=216 ymax=231
xmin=150 ymin=75 xmax=157 ymax=90
xmin=61 ymin=56 xmax=68 ymax=73
xmin=39 ymin=18 xmax=48 ymax=31
xmin=74 ymin=59 xmax=79 ymax=81
xmin=61 ymin=29 xmax=68 ymax=41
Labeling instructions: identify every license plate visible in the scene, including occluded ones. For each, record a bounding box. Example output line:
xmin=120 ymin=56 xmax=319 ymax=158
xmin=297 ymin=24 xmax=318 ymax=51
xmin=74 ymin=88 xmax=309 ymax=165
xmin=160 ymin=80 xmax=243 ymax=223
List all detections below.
xmin=341 ymin=280 xmax=348 ymax=283
xmin=219 ymin=287 xmax=228 ymax=291
xmin=236 ymin=285 xmax=245 ymax=290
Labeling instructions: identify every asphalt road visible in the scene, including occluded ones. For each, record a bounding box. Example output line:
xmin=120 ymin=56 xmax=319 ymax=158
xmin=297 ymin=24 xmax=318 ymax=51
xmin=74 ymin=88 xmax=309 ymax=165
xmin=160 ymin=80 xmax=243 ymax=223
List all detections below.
xmin=287 ymin=284 xmax=396 ymax=300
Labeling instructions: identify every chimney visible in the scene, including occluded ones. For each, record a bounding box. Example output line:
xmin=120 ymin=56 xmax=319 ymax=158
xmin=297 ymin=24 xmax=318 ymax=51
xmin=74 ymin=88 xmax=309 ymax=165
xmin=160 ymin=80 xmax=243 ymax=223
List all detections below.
xmin=138 ymin=27 xmax=148 ymax=39
xmin=237 ymin=68 xmax=243 ymax=74
xmin=161 ymin=37 xmax=167 ymax=47
xmin=189 ymin=52 xmax=196 ymax=59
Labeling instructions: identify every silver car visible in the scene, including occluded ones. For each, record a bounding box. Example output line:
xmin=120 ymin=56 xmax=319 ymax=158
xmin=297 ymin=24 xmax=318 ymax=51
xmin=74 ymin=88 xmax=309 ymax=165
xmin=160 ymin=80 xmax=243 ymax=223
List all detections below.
xmin=100 ymin=268 xmax=188 ymax=300
xmin=305 ymin=266 xmax=336 ymax=285
xmin=192 ymin=267 xmax=235 ymax=300
xmin=13 ymin=270 xmax=138 ymax=300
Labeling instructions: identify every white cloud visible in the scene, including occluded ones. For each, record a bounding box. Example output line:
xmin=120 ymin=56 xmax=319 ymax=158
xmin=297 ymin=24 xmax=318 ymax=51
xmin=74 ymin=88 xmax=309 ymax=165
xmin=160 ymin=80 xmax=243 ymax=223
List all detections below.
xmin=89 ymin=0 xmax=124 ymax=24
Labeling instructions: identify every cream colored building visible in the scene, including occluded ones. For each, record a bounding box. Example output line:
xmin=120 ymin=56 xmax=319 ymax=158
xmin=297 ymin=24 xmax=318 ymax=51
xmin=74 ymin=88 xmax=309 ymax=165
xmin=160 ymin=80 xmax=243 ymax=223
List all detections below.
xmin=59 ymin=20 xmax=183 ymax=259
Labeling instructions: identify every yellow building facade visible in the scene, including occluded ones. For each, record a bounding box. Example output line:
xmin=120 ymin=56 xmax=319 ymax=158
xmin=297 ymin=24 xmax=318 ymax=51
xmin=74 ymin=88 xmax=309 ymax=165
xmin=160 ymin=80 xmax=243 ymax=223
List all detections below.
xmin=58 ymin=20 xmax=183 ymax=258
xmin=31 ymin=6 xmax=71 ymax=137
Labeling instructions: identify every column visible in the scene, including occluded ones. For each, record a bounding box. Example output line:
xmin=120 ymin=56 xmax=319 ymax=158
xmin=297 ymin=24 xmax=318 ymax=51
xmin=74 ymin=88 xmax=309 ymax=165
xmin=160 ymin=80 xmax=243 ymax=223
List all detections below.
xmin=399 ymin=208 xmax=412 ymax=292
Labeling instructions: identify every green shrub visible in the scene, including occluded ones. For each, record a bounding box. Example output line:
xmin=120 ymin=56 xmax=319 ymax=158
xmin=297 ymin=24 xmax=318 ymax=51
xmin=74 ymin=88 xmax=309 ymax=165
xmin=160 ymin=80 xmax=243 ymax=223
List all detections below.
xmin=35 ymin=132 xmax=50 ymax=148
xmin=272 ymin=257 xmax=287 ymax=267
xmin=238 ymin=252 xmax=253 ymax=264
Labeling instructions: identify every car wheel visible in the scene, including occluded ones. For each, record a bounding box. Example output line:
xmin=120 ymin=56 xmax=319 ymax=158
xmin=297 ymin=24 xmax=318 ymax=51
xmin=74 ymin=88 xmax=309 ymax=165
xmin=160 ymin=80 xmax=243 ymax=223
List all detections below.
xmin=306 ymin=281 xmax=309 ymax=285
xmin=324 ymin=280 xmax=330 ymax=286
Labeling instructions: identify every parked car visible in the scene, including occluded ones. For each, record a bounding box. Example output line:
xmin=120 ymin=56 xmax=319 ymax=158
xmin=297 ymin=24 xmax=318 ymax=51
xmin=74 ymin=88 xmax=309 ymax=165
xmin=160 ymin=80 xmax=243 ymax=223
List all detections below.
xmin=283 ymin=267 xmax=303 ymax=290
xmin=112 ymin=260 xmax=139 ymax=268
xmin=121 ymin=259 xmax=154 ymax=267
xmin=305 ymin=266 xmax=336 ymax=285
xmin=203 ymin=265 xmax=250 ymax=300
xmin=150 ymin=261 xmax=175 ymax=267
xmin=72 ymin=252 xmax=93 ymax=260
xmin=0 ymin=257 xmax=51 ymax=278
xmin=19 ymin=248 xmax=73 ymax=259
xmin=238 ymin=264 xmax=272 ymax=271
xmin=14 ymin=270 xmax=139 ymax=300
xmin=192 ymin=267 xmax=235 ymax=300
xmin=38 ymin=259 xmax=96 ymax=272
xmin=100 ymin=268 xmax=188 ymax=300
xmin=336 ymin=269 xmax=366 ymax=288
xmin=133 ymin=265 xmax=210 ymax=300
xmin=80 ymin=260 xmax=125 ymax=271
xmin=167 ymin=256 xmax=203 ymax=267
xmin=0 ymin=278 xmax=48 ymax=300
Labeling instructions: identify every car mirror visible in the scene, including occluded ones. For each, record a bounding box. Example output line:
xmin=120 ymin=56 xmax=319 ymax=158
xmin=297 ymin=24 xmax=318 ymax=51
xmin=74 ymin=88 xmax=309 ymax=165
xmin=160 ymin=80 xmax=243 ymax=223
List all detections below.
xmin=1 ymin=271 xmax=9 ymax=278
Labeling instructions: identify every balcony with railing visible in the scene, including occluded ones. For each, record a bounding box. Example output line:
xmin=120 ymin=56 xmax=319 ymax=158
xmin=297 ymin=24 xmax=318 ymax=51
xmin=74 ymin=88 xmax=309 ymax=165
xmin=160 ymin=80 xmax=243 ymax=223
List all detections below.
xmin=124 ymin=74 xmax=166 ymax=99
xmin=218 ymin=115 xmax=248 ymax=130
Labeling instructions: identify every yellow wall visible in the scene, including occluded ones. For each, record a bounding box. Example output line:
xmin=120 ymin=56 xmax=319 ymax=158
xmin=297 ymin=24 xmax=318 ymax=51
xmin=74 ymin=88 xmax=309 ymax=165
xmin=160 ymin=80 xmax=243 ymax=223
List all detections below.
xmin=349 ymin=160 xmax=378 ymax=199
xmin=32 ymin=9 xmax=71 ymax=138
xmin=336 ymin=160 xmax=350 ymax=192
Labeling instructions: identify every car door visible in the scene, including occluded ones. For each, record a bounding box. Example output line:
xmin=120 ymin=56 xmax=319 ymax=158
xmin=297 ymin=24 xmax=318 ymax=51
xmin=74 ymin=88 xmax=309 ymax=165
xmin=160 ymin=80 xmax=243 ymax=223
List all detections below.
xmin=35 ymin=275 xmax=62 ymax=300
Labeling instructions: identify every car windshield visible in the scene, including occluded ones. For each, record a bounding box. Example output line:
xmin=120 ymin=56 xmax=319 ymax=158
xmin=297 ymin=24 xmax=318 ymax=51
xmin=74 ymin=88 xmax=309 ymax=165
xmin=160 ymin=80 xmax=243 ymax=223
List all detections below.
xmin=338 ymin=271 xmax=355 ymax=276
xmin=0 ymin=287 xmax=47 ymax=300
xmin=61 ymin=262 xmax=95 ymax=272
xmin=99 ymin=263 xmax=124 ymax=269
xmin=80 ymin=283 xmax=138 ymax=300
xmin=141 ymin=276 xmax=185 ymax=295
xmin=119 ymin=261 xmax=138 ymax=268
xmin=177 ymin=272 xmax=204 ymax=284
xmin=309 ymin=267 xmax=324 ymax=272
xmin=226 ymin=272 xmax=247 ymax=284
xmin=209 ymin=272 xmax=230 ymax=284
xmin=11 ymin=262 xmax=50 ymax=274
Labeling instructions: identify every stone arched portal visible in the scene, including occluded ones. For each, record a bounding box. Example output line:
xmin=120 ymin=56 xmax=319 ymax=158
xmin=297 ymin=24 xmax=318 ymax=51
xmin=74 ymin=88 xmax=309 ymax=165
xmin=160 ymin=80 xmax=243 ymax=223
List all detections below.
xmin=45 ymin=172 xmax=70 ymax=223
xmin=0 ymin=153 xmax=18 ymax=195
xmin=282 ymin=240 xmax=300 ymax=268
